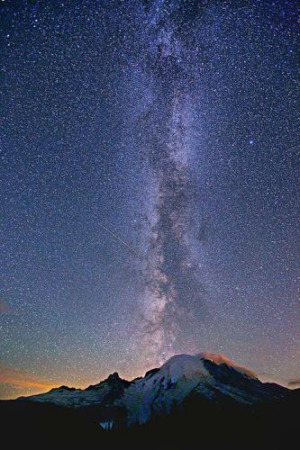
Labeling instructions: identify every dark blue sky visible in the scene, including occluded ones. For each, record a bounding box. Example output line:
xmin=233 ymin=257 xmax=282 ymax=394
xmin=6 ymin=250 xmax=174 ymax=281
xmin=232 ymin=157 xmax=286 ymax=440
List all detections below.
xmin=1 ymin=0 xmax=299 ymax=399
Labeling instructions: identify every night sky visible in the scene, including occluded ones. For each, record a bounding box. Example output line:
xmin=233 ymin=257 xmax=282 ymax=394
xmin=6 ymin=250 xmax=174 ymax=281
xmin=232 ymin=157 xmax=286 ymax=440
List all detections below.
xmin=1 ymin=0 xmax=299 ymax=399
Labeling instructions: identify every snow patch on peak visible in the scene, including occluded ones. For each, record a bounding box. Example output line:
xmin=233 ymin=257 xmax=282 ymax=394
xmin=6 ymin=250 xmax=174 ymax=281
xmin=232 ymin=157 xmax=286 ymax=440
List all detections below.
xmin=160 ymin=354 xmax=209 ymax=382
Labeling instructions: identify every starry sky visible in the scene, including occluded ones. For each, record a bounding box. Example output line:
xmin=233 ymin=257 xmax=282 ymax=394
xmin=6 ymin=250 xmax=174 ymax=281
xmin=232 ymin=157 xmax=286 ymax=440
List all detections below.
xmin=1 ymin=0 xmax=299 ymax=399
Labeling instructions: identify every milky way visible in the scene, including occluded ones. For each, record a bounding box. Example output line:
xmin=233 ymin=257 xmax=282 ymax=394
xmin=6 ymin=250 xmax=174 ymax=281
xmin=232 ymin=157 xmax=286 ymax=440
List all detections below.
xmin=132 ymin=1 xmax=206 ymax=362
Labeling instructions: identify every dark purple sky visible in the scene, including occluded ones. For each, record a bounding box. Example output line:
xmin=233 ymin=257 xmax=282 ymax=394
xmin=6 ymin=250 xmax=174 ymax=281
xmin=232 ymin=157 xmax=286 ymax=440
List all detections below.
xmin=1 ymin=0 xmax=299 ymax=399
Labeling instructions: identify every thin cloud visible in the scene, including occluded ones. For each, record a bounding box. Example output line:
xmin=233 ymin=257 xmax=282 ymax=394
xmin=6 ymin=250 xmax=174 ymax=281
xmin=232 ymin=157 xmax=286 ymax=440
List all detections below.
xmin=0 ymin=365 xmax=56 ymax=396
xmin=288 ymin=378 xmax=300 ymax=388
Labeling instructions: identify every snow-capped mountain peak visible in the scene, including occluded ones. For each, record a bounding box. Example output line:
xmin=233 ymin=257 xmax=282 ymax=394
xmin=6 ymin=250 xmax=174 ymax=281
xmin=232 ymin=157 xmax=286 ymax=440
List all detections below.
xmin=118 ymin=353 xmax=284 ymax=426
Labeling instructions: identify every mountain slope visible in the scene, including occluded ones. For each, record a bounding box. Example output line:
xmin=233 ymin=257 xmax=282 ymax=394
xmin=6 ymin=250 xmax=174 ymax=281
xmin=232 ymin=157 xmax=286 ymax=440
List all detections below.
xmin=23 ymin=372 xmax=129 ymax=408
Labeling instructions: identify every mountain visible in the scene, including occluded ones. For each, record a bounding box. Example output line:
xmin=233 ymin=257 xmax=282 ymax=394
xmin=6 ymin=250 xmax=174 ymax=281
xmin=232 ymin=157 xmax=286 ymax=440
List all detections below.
xmin=117 ymin=353 xmax=288 ymax=426
xmin=3 ymin=352 xmax=296 ymax=447
xmin=21 ymin=352 xmax=289 ymax=428
xmin=22 ymin=371 xmax=129 ymax=408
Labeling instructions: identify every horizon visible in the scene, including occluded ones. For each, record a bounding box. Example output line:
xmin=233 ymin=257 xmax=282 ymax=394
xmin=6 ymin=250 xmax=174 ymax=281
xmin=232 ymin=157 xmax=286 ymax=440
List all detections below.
xmin=1 ymin=350 xmax=298 ymax=400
